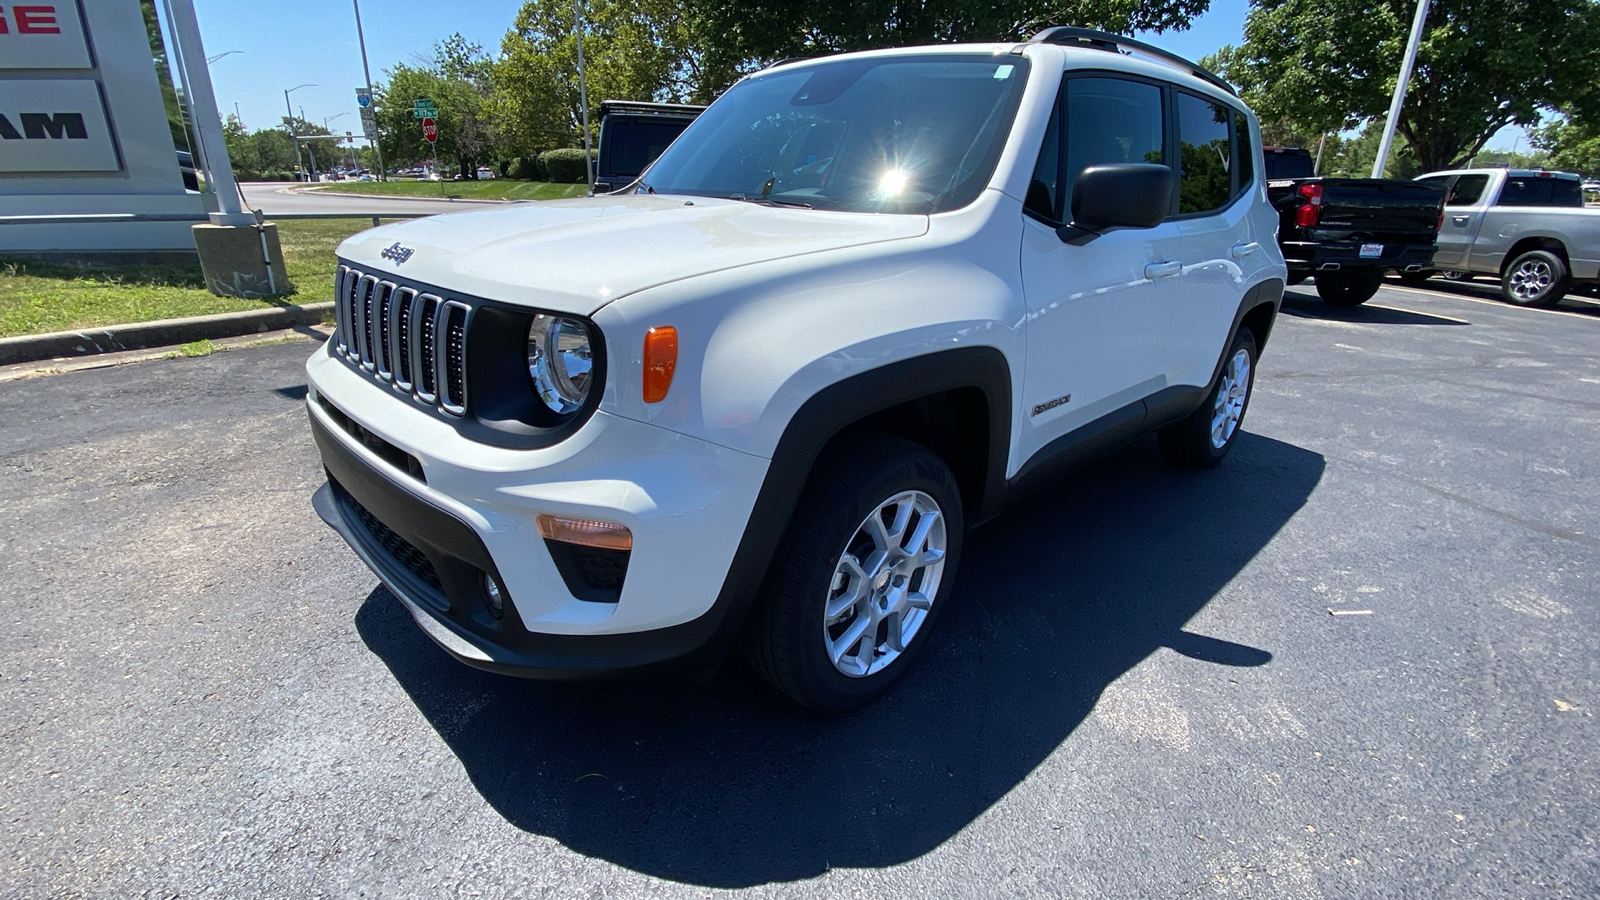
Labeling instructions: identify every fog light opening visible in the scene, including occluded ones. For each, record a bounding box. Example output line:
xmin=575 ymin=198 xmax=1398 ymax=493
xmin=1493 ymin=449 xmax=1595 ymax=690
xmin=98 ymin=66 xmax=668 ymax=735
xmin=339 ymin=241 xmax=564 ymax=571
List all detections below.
xmin=482 ymin=572 xmax=506 ymax=618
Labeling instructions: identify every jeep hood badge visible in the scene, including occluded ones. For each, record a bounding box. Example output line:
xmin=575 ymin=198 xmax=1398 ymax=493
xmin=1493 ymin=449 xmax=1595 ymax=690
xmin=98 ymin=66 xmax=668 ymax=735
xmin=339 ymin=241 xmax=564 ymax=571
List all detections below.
xmin=381 ymin=242 xmax=415 ymax=265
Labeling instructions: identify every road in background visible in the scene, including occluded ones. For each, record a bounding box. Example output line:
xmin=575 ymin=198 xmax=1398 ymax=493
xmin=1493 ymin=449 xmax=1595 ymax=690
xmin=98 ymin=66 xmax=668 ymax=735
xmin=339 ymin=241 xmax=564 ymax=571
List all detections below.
xmin=238 ymin=181 xmax=507 ymax=217
xmin=2 ymin=284 xmax=1597 ymax=896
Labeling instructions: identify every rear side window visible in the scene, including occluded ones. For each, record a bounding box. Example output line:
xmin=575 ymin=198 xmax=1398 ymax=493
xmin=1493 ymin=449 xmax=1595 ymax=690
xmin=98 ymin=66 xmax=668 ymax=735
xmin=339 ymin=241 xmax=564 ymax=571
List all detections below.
xmin=1498 ymin=176 xmax=1583 ymax=207
xmin=1177 ymin=92 xmax=1233 ymax=214
xmin=1234 ymin=111 xmax=1254 ymax=191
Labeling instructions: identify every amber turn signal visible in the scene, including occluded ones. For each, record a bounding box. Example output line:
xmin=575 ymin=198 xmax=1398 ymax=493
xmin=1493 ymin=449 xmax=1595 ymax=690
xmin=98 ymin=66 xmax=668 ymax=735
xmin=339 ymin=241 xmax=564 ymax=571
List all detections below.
xmin=643 ymin=326 xmax=678 ymax=403
xmin=536 ymin=514 xmax=633 ymax=551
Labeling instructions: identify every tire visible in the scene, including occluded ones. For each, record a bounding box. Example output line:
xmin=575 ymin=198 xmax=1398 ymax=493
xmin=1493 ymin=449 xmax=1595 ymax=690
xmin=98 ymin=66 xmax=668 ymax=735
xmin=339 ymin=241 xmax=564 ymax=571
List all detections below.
xmin=1501 ymin=250 xmax=1568 ymax=307
xmin=743 ymin=434 xmax=964 ymax=711
xmin=1158 ymin=329 xmax=1258 ymax=469
xmin=1315 ymin=271 xmax=1383 ymax=307
xmin=1439 ymin=270 xmax=1468 ymax=282
xmin=1397 ymin=270 xmax=1434 ymax=286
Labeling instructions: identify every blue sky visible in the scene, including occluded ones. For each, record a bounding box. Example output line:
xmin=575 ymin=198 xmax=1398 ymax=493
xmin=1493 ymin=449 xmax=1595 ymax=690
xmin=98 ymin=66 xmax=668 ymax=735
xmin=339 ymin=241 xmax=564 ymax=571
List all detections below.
xmin=185 ymin=0 xmax=1522 ymax=150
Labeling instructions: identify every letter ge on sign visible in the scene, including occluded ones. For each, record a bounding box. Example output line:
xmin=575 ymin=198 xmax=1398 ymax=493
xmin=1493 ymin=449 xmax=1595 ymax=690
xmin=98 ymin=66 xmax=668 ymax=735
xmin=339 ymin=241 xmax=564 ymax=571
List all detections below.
xmin=0 ymin=3 xmax=92 ymax=69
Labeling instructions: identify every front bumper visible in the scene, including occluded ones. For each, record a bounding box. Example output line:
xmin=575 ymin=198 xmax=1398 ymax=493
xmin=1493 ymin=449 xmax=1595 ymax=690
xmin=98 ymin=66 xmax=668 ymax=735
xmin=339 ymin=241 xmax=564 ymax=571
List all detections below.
xmin=306 ymin=345 xmax=770 ymax=678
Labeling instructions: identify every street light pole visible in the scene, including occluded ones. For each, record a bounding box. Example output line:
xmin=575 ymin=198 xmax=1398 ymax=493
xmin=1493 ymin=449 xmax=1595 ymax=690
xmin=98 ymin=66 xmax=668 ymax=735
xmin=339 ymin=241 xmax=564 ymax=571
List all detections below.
xmin=353 ymin=0 xmax=386 ymax=181
xmin=284 ymin=84 xmax=315 ymax=182
xmin=574 ymin=0 xmax=593 ymax=190
xmin=1371 ymin=0 xmax=1431 ymax=178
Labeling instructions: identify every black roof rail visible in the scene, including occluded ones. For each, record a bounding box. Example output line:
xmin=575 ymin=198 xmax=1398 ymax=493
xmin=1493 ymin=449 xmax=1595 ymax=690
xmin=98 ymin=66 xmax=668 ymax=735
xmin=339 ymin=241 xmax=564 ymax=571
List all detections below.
xmin=1031 ymin=26 xmax=1238 ymax=97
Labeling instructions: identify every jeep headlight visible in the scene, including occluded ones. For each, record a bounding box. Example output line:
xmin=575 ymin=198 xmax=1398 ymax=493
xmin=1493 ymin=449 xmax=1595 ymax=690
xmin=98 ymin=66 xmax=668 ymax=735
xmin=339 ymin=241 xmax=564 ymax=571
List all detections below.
xmin=527 ymin=314 xmax=594 ymax=415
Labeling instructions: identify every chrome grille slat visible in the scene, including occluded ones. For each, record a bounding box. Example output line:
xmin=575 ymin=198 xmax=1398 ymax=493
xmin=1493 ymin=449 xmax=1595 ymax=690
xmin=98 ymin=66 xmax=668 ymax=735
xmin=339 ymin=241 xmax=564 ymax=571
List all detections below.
xmin=391 ymin=287 xmax=417 ymax=391
xmin=437 ymin=301 xmax=470 ymax=416
xmin=374 ymin=281 xmax=397 ymax=381
xmin=331 ymin=267 xmax=468 ymax=418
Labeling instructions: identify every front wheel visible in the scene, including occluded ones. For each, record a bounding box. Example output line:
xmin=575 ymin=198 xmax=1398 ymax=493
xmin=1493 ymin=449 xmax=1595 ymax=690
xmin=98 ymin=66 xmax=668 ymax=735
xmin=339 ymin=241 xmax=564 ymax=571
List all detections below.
xmin=1315 ymin=271 xmax=1383 ymax=306
xmin=744 ymin=435 xmax=964 ymax=711
xmin=1158 ymin=329 xmax=1258 ymax=468
xmin=1501 ymin=250 xmax=1568 ymax=307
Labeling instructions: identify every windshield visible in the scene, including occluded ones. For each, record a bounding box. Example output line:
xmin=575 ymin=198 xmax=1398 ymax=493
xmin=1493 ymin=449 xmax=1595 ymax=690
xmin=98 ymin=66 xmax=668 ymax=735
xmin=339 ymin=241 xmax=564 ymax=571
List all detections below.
xmin=638 ymin=54 xmax=1030 ymax=213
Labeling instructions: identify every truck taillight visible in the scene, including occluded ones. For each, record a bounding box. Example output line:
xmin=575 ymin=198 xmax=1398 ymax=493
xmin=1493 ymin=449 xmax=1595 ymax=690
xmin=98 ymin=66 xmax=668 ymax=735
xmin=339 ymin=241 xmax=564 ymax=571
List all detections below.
xmin=1295 ymin=182 xmax=1323 ymax=228
xmin=1436 ymin=204 xmax=1445 ymax=231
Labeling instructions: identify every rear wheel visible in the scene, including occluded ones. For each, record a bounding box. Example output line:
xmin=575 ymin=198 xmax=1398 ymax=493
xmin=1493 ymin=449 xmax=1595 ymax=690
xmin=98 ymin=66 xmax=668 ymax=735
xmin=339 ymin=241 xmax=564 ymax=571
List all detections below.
xmin=1315 ymin=271 xmax=1383 ymax=306
xmin=1501 ymin=250 xmax=1568 ymax=307
xmin=1158 ymin=329 xmax=1258 ymax=468
xmin=744 ymin=435 xmax=964 ymax=711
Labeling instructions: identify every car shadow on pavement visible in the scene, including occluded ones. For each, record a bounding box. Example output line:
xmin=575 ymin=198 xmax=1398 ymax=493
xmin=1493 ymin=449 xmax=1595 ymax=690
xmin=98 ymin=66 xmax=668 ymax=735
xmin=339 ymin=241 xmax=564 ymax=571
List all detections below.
xmin=356 ymin=432 xmax=1324 ymax=888
xmin=1280 ymin=289 xmax=1471 ymax=326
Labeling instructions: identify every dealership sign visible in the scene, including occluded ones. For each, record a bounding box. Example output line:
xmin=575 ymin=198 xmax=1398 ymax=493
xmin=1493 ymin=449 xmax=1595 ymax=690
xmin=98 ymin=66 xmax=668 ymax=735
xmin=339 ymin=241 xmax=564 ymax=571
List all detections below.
xmin=0 ymin=2 xmax=93 ymax=69
xmin=0 ymin=79 xmax=118 ymax=172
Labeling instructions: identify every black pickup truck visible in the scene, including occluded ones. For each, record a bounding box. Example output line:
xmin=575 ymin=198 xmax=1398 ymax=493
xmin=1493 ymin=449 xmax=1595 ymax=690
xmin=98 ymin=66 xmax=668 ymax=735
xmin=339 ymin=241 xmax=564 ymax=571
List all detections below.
xmin=1266 ymin=147 xmax=1446 ymax=306
xmin=592 ymin=101 xmax=705 ymax=194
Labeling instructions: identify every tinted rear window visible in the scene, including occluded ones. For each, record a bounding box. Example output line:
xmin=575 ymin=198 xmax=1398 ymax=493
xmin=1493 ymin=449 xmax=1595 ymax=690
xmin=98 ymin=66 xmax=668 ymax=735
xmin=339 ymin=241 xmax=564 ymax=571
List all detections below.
xmin=600 ymin=119 xmax=694 ymax=179
xmin=1264 ymin=152 xmax=1314 ymax=179
xmin=1497 ymin=176 xmax=1583 ymax=207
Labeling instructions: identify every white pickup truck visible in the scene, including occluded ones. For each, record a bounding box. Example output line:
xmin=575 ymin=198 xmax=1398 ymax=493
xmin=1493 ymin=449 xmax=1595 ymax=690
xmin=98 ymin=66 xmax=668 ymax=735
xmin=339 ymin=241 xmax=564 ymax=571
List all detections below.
xmin=1410 ymin=168 xmax=1600 ymax=307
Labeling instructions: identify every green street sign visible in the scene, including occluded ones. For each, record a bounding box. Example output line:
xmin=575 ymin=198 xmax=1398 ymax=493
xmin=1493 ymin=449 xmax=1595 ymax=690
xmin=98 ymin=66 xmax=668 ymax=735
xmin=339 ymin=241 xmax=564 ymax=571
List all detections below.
xmin=412 ymin=108 xmax=439 ymax=118
xmin=413 ymin=98 xmax=435 ymax=109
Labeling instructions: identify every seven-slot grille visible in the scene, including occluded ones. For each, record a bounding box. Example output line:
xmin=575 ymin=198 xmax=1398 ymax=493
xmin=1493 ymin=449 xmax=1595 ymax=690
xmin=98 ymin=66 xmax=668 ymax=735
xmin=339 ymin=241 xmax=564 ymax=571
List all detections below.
xmin=335 ymin=265 xmax=471 ymax=416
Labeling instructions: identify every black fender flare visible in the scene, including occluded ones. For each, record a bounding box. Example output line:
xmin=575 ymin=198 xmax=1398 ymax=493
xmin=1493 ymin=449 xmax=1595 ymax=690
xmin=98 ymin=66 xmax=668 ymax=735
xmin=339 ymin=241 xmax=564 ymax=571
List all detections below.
xmin=682 ymin=345 xmax=1013 ymax=663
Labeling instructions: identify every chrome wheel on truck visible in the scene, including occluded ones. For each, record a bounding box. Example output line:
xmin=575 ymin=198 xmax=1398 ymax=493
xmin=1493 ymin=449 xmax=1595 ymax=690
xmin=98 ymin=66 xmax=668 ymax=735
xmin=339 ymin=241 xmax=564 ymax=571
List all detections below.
xmin=1502 ymin=250 xmax=1568 ymax=308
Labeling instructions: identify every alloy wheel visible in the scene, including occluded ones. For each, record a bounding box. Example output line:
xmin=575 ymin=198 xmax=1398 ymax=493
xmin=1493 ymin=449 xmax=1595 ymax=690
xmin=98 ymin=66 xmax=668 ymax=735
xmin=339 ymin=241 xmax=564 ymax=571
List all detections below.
xmin=1509 ymin=259 xmax=1554 ymax=302
xmin=1210 ymin=348 xmax=1251 ymax=449
xmin=823 ymin=490 xmax=948 ymax=677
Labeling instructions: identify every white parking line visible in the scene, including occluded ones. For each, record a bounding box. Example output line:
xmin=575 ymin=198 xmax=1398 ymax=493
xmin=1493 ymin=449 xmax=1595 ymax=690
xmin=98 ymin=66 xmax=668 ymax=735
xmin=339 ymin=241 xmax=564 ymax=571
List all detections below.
xmin=1384 ymin=284 xmax=1600 ymax=322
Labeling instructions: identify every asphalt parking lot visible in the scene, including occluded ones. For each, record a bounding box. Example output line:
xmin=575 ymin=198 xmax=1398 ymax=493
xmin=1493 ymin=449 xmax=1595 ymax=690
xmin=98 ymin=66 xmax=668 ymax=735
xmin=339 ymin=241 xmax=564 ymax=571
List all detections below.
xmin=2 ymin=278 xmax=1597 ymax=898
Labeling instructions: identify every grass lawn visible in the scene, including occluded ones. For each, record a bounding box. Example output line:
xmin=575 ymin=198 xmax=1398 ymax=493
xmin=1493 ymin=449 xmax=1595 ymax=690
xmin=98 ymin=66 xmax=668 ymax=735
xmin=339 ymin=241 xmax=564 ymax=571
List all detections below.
xmin=0 ymin=218 xmax=385 ymax=338
xmin=310 ymin=180 xmax=589 ymax=201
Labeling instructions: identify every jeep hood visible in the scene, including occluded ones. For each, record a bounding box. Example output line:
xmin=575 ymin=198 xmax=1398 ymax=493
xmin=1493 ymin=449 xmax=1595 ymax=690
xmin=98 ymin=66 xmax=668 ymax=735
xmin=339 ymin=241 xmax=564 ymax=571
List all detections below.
xmin=336 ymin=194 xmax=929 ymax=315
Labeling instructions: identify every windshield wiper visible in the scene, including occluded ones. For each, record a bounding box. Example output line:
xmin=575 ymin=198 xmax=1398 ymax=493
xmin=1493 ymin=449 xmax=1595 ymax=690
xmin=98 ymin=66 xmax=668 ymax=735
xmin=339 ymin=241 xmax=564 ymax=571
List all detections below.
xmin=726 ymin=192 xmax=813 ymax=209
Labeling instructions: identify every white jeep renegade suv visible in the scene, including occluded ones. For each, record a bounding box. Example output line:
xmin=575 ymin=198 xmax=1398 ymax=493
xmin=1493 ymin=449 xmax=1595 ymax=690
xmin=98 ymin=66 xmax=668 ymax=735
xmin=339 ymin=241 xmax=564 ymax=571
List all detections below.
xmin=306 ymin=28 xmax=1288 ymax=710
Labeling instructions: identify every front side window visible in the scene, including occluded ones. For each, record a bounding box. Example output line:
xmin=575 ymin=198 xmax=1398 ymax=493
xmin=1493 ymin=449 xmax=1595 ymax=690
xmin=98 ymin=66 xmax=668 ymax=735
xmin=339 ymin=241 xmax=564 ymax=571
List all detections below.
xmin=1054 ymin=76 xmax=1166 ymax=220
xmin=1177 ymin=92 xmax=1232 ymax=214
xmin=638 ymin=55 xmax=1029 ymax=214
xmin=1428 ymin=174 xmax=1489 ymax=207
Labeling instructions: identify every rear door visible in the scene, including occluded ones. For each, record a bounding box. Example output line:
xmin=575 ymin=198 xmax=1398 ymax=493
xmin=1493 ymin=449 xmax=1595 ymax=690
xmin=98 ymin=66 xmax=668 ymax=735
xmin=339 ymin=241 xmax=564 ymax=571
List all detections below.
xmin=1418 ymin=173 xmax=1492 ymax=270
xmin=1166 ymin=91 xmax=1261 ymax=392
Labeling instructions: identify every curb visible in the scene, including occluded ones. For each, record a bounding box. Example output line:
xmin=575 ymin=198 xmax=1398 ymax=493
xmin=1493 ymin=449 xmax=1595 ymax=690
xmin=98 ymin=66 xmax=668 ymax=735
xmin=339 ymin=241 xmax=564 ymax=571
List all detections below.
xmin=0 ymin=301 xmax=334 ymax=366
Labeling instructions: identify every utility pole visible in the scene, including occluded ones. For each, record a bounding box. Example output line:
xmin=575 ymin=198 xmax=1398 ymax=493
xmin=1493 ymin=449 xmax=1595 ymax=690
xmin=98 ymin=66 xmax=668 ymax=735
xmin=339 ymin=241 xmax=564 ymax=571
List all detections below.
xmin=1372 ymin=0 xmax=1431 ymax=178
xmin=284 ymin=84 xmax=315 ymax=181
xmin=300 ymin=104 xmax=319 ymax=181
xmin=353 ymin=0 xmax=386 ymax=181
xmin=574 ymin=0 xmax=593 ymax=190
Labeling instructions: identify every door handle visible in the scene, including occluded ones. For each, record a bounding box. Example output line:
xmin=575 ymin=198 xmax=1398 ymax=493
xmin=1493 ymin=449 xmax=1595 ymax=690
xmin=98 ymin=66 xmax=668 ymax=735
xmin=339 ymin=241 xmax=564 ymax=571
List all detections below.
xmin=1452 ymin=215 xmax=1469 ymax=226
xmin=1230 ymin=242 xmax=1260 ymax=259
xmin=1144 ymin=261 xmax=1182 ymax=280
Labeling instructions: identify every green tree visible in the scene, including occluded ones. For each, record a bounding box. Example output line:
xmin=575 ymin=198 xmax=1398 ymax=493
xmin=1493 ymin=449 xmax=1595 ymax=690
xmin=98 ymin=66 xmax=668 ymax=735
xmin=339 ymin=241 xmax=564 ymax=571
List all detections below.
xmin=375 ymin=35 xmax=498 ymax=177
xmin=492 ymin=0 xmax=709 ymax=154
xmin=699 ymin=0 xmax=1209 ymax=90
xmin=1212 ymin=0 xmax=1600 ymax=172
xmin=1532 ymin=113 xmax=1600 ymax=178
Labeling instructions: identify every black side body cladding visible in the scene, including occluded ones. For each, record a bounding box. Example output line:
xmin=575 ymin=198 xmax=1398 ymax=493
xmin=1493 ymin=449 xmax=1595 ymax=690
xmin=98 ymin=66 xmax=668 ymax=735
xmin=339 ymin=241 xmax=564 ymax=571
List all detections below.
xmin=1007 ymin=278 xmax=1283 ymax=498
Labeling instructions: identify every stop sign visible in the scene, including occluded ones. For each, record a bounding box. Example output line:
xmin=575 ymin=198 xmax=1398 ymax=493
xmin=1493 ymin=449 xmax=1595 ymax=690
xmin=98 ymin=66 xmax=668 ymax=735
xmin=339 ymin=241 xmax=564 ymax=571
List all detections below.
xmin=421 ymin=117 xmax=438 ymax=144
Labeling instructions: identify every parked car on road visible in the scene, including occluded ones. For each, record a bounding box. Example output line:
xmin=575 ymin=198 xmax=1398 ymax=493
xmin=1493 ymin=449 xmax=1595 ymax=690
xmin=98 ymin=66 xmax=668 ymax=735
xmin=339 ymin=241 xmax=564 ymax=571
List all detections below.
xmin=307 ymin=29 xmax=1288 ymax=710
xmin=1412 ymin=168 xmax=1600 ymax=306
xmin=1263 ymin=147 xmax=1445 ymax=307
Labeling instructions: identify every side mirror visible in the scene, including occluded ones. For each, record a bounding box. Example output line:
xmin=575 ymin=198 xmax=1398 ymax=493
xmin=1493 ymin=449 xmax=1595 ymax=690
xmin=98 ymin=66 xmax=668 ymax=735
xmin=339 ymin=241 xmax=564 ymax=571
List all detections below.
xmin=1057 ymin=163 xmax=1174 ymax=245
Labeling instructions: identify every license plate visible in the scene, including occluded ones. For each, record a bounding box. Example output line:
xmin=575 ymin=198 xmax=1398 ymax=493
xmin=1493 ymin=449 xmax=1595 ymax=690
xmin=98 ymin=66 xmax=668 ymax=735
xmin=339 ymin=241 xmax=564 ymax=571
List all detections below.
xmin=1359 ymin=243 xmax=1384 ymax=258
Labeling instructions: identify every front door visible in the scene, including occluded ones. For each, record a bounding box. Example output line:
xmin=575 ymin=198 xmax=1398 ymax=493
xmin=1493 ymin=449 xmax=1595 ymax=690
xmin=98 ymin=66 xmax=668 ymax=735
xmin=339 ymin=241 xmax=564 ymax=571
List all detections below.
xmin=1419 ymin=173 xmax=1491 ymax=270
xmin=1017 ymin=74 xmax=1183 ymax=469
